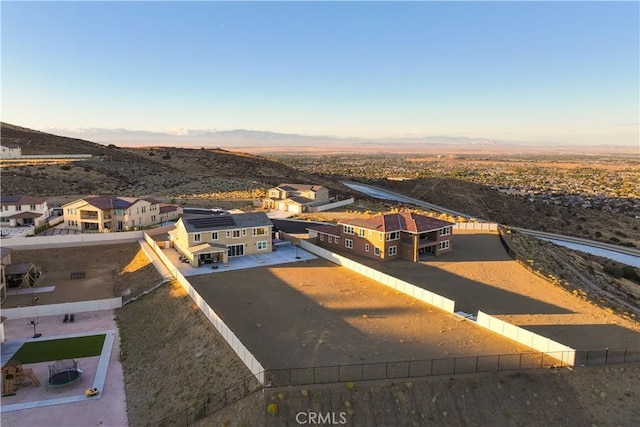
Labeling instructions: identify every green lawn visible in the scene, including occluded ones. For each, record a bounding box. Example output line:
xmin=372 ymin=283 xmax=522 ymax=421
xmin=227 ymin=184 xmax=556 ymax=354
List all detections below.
xmin=9 ymin=334 xmax=106 ymax=364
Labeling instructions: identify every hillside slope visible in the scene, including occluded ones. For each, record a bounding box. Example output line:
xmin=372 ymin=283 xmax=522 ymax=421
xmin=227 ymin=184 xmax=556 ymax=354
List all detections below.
xmin=0 ymin=123 xmax=355 ymax=198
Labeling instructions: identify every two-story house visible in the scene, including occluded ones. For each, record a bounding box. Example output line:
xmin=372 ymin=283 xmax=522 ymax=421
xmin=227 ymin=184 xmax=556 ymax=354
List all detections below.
xmin=170 ymin=212 xmax=273 ymax=267
xmin=0 ymin=195 xmax=50 ymax=228
xmin=262 ymin=184 xmax=330 ymax=213
xmin=62 ymin=196 xmax=181 ymax=232
xmin=0 ymin=143 xmax=22 ymax=158
xmin=308 ymin=211 xmax=454 ymax=262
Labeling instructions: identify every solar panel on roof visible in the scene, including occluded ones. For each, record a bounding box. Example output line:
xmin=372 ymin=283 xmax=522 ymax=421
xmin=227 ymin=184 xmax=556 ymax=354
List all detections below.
xmin=1 ymin=195 xmax=20 ymax=203
xmin=188 ymin=216 xmax=236 ymax=229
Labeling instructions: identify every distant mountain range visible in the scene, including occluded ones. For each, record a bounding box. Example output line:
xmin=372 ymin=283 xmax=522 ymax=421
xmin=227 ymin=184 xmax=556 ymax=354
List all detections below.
xmin=12 ymin=125 xmax=638 ymax=154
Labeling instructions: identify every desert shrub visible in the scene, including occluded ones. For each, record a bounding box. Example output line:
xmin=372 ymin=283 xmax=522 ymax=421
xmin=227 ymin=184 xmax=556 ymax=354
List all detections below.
xmin=60 ymin=165 xmax=72 ymax=171
xmin=603 ymin=265 xmax=623 ymax=278
xmin=162 ymin=154 xmax=171 ymax=160
xmin=622 ymin=267 xmax=640 ymax=284
xmin=609 ymin=237 xmax=620 ymax=243
xmin=594 ymin=231 xmax=602 ymax=238
xmin=148 ymin=152 xmax=155 ymax=156
xmin=614 ymin=230 xmax=628 ymax=238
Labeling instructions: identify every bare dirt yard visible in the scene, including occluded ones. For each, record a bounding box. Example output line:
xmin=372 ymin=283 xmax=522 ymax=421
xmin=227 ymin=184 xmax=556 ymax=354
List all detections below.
xmin=5 ymin=243 xmax=164 ymax=308
xmin=342 ymin=230 xmax=640 ymax=352
xmin=189 ymin=258 xmax=543 ymax=371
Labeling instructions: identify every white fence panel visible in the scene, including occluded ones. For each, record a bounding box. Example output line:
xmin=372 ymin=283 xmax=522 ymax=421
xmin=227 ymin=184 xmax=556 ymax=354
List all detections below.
xmin=143 ymin=232 xmax=265 ymax=383
xmin=3 ymin=297 xmax=122 ymax=320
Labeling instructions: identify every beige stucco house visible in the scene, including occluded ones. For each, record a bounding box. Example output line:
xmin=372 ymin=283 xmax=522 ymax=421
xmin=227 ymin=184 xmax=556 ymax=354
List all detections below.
xmin=62 ymin=196 xmax=182 ymax=232
xmin=0 ymin=195 xmax=50 ymax=228
xmin=170 ymin=212 xmax=273 ymax=267
xmin=262 ymin=184 xmax=330 ymax=213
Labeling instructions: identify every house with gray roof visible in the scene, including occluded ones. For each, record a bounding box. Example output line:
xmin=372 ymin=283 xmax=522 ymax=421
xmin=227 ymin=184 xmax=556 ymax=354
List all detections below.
xmin=62 ymin=196 xmax=182 ymax=232
xmin=0 ymin=195 xmax=49 ymax=229
xmin=262 ymin=183 xmax=330 ymax=213
xmin=170 ymin=212 xmax=273 ymax=266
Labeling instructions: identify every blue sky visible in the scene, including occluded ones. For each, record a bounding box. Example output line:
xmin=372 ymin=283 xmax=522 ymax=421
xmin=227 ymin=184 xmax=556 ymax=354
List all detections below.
xmin=2 ymin=1 xmax=638 ymax=145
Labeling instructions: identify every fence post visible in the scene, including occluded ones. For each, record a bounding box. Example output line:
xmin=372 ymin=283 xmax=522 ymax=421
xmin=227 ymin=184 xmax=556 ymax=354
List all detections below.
xmin=519 ymin=353 xmax=522 ymax=370
xmin=586 ymin=350 xmax=590 ymax=366
xmin=605 ymin=348 xmax=609 ymax=365
xmin=497 ymin=355 xmax=501 ymax=371
xmin=624 ymin=347 xmax=628 ymax=363
xmin=540 ymin=352 xmax=543 ymax=368
xmin=453 ymin=357 xmax=457 ymax=374
xmin=475 ymin=356 xmax=479 ymax=373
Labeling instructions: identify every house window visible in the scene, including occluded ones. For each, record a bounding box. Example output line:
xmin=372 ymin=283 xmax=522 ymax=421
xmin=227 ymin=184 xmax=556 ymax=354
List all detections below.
xmin=257 ymin=241 xmax=268 ymax=250
xmin=379 ymin=232 xmax=384 ymax=241
xmin=343 ymin=225 xmax=354 ymax=234
xmin=30 ymin=205 xmax=36 ymax=210
xmin=212 ymin=232 xmax=218 ymax=240
xmin=2 ymin=206 xmax=8 ymax=211
xmin=439 ymin=240 xmax=450 ymax=250
xmin=242 ymin=229 xmax=247 ymax=236
xmin=253 ymin=227 xmax=267 ymax=236
xmin=136 ymin=208 xmax=140 ymax=214
xmin=389 ymin=246 xmax=398 ymax=256
xmin=141 ymin=206 xmax=147 ymax=213
xmin=328 ymin=236 xmax=333 ymax=243
xmin=365 ymin=244 xmax=370 ymax=252
xmin=374 ymin=247 xmax=380 ymax=256
xmin=233 ymin=230 xmax=241 ymax=238
xmin=441 ymin=227 xmax=451 ymax=236
xmin=15 ymin=205 xmax=22 ymax=211
xmin=194 ymin=233 xmax=201 ymax=242
xmin=319 ymin=234 xmax=324 ymax=241
xmin=386 ymin=231 xmax=400 ymax=241
xmin=345 ymin=239 xmax=353 ymax=249
xmin=358 ymin=228 xmax=366 ymax=237
xmin=151 ymin=215 xmax=156 ymax=222
xmin=226 ymin=231 xmax=231 ymax=238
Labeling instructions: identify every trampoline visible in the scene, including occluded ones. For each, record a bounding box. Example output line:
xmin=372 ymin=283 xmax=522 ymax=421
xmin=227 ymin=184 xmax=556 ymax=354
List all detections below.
xmin=46 ymin=359 xmax=84 ymax=388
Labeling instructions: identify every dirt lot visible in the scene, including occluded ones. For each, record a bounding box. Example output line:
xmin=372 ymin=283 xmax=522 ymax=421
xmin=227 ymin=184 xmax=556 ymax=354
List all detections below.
xmin=4 ymin=243 xmax=164 ymax=308
xmin=341 ymin=230 xmax=640 ymax=351
xmin=189 ymin=258 xmax=544 ymax=370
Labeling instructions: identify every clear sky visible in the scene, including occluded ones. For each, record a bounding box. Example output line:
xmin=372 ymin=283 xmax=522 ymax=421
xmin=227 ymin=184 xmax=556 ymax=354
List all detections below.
xmin=2 ymin=1 xmax=638 ymax=145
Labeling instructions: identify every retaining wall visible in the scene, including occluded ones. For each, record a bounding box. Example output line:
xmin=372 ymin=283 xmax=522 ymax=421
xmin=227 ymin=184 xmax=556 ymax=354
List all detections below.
xmin=309 ymin=198 xmax=355 ymax=212
xmin=143 ymin=232 xmax=265 ymax=383
xmin=2 ymin=297 xmax=122 ymax=320
xmin=299 ymin=240 xmax=456 ymax=313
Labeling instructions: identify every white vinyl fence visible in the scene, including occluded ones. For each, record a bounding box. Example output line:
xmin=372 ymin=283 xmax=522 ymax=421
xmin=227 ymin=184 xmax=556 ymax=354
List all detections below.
xmin=2 ymin=297 xmax=122 ymax=320
xmin=309 ymin=198 xmax=355 ymax=212
xmin=453 ymin=222 xmax=498 ymax=231
xmin=299 ymin=240 xmax=456 ymax=313
xmin=476 ymin=311 xmax=576 ymax=366
xmin=2 ymin=231 xmax=144 ymax=249
xmin=143 ymin=232 xmax=265 ymax=383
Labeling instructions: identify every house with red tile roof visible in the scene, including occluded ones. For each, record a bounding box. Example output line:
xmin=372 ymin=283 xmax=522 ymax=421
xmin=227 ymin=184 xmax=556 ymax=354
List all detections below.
xmin=62 ymin=196 xmax=182 ymax=232
xmin=308 ymin=211 xmax=454 ymax=262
